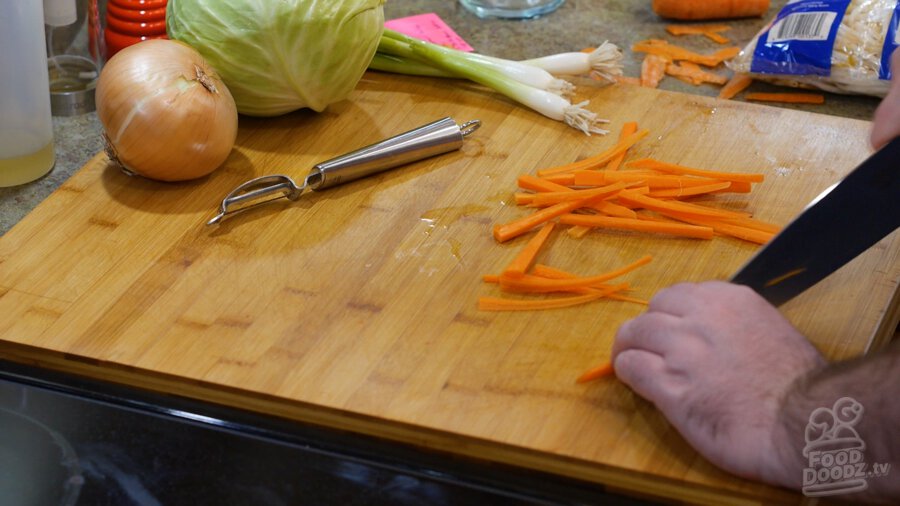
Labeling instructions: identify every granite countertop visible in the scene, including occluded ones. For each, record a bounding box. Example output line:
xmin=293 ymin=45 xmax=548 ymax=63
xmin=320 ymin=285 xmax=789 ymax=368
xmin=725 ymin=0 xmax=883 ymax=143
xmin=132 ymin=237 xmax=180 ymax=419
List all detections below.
xmin=0 ymin=0 xmax=882 ymax=236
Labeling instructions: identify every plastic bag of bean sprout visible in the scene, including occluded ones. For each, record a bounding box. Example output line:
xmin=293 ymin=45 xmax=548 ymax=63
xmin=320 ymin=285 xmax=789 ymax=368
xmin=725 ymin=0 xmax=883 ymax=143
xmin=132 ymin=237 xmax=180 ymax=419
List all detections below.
xmin=729 ymin=0 xmax=899 ymax=97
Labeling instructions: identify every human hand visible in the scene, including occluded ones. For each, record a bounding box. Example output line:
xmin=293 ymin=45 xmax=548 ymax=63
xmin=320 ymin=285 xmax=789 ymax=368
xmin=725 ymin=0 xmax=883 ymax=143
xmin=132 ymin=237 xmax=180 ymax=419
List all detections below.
xmin=871 ymin=49 xmax=900 ymax=149
xmin=611 ymin=281 xmax=825 ymax=486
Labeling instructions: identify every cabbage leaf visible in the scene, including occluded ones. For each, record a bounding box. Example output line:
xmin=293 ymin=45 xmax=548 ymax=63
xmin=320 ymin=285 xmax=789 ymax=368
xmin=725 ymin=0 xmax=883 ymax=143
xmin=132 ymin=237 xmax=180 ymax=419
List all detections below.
xmin=167 ymin=0 xmax=385 ymax=116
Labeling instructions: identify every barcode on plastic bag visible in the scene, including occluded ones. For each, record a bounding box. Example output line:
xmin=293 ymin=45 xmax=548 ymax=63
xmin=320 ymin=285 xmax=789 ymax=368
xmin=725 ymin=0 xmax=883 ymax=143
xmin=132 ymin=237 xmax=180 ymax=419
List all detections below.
xmin=769 ymin=12 xmax=839 ymax=42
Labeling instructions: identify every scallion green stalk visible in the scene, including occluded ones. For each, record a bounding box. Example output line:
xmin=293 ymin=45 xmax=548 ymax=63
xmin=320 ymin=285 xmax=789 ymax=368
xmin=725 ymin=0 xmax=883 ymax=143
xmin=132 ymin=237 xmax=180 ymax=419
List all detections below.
xmin=405 ymin=37 xmax=608 ymax=135
xmin=375 ymin=30 xmax=611 ymax=135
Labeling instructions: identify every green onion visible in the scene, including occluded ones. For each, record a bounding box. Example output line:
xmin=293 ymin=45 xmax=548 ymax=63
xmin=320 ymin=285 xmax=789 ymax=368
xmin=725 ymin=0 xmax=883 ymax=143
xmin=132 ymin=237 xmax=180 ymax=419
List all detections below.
xmin=374 ymin=30 xmax=616 ymax=135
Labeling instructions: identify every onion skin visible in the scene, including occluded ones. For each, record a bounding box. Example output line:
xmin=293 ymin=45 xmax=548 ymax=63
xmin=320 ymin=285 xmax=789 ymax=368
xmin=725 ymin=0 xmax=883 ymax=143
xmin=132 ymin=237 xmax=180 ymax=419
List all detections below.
xmin=96 ymin=39 xmax=238 ymax=182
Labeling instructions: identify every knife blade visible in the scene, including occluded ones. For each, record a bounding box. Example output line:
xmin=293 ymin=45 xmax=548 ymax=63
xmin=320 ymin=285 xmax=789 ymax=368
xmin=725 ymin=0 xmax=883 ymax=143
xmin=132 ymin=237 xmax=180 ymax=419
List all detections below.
xmin=731 ymin=137 xmax=900 ymax=306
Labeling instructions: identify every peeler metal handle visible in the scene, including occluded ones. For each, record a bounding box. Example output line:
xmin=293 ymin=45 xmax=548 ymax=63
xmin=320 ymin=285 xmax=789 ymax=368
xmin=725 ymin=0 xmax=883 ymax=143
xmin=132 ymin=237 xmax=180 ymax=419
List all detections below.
xmin=207 ymin=117 xmax=481 ymax=225
xmin=306 ymin=117 xmax=480 ymax=190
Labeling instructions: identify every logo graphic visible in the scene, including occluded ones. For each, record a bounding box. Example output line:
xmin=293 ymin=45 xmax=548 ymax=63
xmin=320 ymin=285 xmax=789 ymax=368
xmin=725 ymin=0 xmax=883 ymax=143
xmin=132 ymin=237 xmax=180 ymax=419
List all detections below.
xmin=802 ymin=397 xmax=891 ymax=497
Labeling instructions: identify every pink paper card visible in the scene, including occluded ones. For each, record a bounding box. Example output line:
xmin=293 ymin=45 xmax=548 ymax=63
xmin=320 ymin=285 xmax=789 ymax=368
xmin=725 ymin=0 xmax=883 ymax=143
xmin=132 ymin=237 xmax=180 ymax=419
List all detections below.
xmin=384 ymin=13 xmax=474 ymax=52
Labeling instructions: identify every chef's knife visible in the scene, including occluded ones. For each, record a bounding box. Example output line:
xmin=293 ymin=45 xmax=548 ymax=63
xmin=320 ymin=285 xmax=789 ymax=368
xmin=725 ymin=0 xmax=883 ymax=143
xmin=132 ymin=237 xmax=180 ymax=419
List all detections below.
xmin=731 ymin=137 xmax=900 ymax=306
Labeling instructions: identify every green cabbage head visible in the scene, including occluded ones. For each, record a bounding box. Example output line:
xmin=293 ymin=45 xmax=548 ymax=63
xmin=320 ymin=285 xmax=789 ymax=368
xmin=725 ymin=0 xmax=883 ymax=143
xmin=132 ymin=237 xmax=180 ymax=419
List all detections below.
xmin=166 ymin=0 xmax=385 ymax=116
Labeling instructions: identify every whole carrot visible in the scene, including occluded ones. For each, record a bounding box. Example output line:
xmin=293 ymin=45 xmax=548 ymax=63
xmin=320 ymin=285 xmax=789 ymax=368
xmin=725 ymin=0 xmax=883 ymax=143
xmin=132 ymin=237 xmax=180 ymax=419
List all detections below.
xmin=652 ymin=0 xmax=770 ymax=20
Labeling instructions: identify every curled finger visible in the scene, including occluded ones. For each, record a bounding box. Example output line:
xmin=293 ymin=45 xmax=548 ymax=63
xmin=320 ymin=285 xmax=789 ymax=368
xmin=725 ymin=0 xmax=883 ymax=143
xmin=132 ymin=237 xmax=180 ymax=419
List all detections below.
xmin=612 ymin=311 xmax=684 ymax=360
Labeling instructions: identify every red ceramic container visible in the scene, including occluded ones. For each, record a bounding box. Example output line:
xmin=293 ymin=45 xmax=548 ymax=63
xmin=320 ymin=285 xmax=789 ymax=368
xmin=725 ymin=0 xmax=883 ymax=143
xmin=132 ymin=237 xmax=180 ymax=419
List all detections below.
xmin=104 ymin=0 xmax=168 ymax=58
xmin=106 ymin=2 xmax=167 ymax=22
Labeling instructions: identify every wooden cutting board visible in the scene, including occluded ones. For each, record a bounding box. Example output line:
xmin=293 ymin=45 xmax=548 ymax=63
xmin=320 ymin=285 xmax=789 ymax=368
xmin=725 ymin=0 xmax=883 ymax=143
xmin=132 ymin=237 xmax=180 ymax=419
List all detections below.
xmin=2 ymin=72 xmax=898 ymax=505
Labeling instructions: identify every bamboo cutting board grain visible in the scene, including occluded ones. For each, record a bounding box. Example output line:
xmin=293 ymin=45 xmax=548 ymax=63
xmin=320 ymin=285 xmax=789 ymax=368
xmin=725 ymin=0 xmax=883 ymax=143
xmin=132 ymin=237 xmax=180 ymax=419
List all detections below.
xmin=2 ymin=72 xmax=899 ymax=505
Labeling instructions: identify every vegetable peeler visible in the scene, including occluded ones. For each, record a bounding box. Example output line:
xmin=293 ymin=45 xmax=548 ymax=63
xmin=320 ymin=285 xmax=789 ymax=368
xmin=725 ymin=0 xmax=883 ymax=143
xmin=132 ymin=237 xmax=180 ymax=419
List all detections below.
xmin=207 ymin=116 xmax=481 ymax=225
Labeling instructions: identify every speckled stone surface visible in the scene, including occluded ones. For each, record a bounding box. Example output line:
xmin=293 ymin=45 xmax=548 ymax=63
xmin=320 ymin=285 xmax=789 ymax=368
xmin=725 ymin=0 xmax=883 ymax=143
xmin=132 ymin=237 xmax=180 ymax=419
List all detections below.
xmin=0 ymin=0 xmax=883 ymax=236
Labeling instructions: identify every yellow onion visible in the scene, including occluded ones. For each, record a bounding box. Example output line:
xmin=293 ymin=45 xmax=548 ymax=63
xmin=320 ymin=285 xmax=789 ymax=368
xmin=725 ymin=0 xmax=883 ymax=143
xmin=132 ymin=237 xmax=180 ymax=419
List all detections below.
xmin=96 ymin=39 xmax=238 ymax=182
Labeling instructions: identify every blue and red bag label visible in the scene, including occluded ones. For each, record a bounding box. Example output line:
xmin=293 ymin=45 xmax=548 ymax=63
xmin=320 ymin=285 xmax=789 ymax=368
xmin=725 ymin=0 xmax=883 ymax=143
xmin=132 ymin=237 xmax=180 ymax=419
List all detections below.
xmin=879 ymin=2 xmax=900 ymax=79
xmin=751 ymin=0 xmax=852 ymax=76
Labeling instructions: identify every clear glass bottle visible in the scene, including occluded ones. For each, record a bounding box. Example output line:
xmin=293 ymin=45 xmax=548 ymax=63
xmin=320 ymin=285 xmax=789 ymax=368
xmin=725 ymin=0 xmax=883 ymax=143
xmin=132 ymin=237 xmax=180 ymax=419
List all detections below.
xmin=46 ymin=0 xmax=101 ymax=116
xmin=0 ymin=2 xmax=56 ymax=186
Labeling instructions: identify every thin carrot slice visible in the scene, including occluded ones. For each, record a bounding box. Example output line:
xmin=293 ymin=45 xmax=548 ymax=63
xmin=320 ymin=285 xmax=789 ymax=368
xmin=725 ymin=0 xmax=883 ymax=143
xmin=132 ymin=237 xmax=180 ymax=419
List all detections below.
xmin=540 ymin=173 xmax=577 ymax=186
xmin=718 ymin=73 xmax=753 ymax=99
xmin=529 ymin=181 xmax=628 ymax=207
xmin=531 ymin=265 xmax=650 ymax=305
xmin=632 ymin=39 xmax=740 ymax=67
xmin=625 ymin=158 xmax=765 ymax=183
xmin=582 ymin=171 xmax=731 ymax=189
xmin=744 ymin=92 xmax=825 ymax=104
xmin=576 ymin=362 xmax=615 ymax=383
xmin=647 ymin=181 xmax=733 ymax=198
xmin=518 ymin=174 xmax=570 ymax=193
xmin=518 ymin=174 xmax=637 ymax=217
xmin=671 ymin=200 xmax=752 ymax=218
xmin=503 ymin=222 xmax=555 ymax=276
xmin=666 ymin=61 xmax=728 ymax=85
xmin=665 ymin=24 xmax=733 ymax=44
xmin=559 ymin=214 xmax=715 ymax=239
xmin=593 ymin=200 xmax=639 ymax=218
xmin=660 ymin=213 xmax=778 ymax=244
xmin=616 ymin=190 xmax=751 ymax=220
xmin=493 ymin=192 xmax=610 ymax=243
xmin=478 ymin=283 xmax=628 ymax=311
xmin=711 ymin=180 xmax=752 ymax=193
xmin=536 ymin=129 xmax=650 ymax=177
xmin=514 ymin=193 xmax=535 ymax=205
xmin=641 ymin=54 xmax=670 ymax=88
xmin=607 ymin=122 xmax=638 ymax=171
xmin=499 ymin=255 xmax=652 ymax=293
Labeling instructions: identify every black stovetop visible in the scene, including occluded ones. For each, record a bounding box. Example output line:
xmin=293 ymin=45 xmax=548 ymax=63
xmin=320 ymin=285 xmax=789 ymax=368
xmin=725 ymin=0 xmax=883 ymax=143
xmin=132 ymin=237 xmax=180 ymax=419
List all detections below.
xmin=0 ymin=360 xmax=655 ymax=506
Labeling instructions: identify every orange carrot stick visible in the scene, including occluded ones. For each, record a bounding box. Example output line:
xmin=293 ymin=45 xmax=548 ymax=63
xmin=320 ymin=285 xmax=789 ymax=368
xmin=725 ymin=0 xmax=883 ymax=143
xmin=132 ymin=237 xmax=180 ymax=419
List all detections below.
xmin=514 ymin=193 xmax=535 ymax=205
xmin=528 ymin=181 xmax=628 ymax=207
xmin=718 ymin=73 xmax=753 ymax=99
xmin=744 ymin=92 xmax=825 ymax=104
xmin=540 ymin=173 xmax=577 ymax=186
xmin=659 ymin=213 xmax=778 ymax=244
xmin=518 ymin=174 xmax=571 ymax=193
xmin=536 ymin=129 xmax=650 ymax=177
xmin=578 ymin=171 xmax=733 ymax=189
xmin=531 ymin=265 xmax=650 ymax=304
xmin=625 ymin=158 xmax=765 ymax=183
xmin=607 ymin=122 xmax=638 ymax=171
xmin=518 ymin=174 xmax=637 ymax=217
xmin=559 ymin=214 xmax=715 ymax=239
xmin=616 ymin=190 xmax=751 ymax=220
xmin=503 ymin=222 xmax=555 ymax=276
xmin=499 ymin=255 xmax=652 ymax=293
xmin=647 ymin=181 xmax=733 ymax=197
xmin=478 ymin=283 xmax=628 ymax=311
xmin=576 ymin=361 xmax=615 ymax=383
xmin=493 ymin=191 xmax=611 ymax=243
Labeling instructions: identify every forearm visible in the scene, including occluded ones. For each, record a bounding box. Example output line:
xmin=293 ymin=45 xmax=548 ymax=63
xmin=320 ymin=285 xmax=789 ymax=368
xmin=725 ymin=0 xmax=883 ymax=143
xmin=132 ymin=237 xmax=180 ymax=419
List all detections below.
xmin=770 ymin=341 xmax=900 ymax=501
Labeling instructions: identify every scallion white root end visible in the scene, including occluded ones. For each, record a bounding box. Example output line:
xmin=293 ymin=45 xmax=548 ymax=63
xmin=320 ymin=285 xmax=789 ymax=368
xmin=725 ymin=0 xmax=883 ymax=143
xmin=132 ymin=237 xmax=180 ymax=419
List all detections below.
xmin=549 ymin=78 xmax=576 ymax=96
xmin=588 ymin=41 xmax=624 ymax=82
xmin=564 ymin=100 xmax=610 ymax=136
